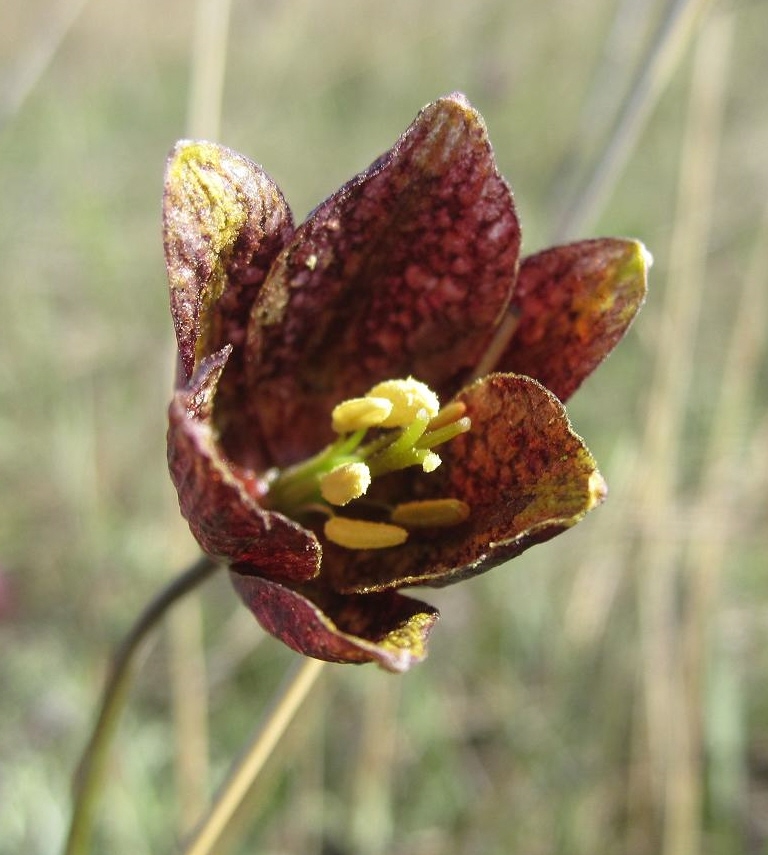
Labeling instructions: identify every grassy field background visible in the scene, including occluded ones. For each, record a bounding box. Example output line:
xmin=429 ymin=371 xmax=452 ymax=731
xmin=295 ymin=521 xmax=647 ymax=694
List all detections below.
xmin=1 ymin=0 xmax=767 ymax=853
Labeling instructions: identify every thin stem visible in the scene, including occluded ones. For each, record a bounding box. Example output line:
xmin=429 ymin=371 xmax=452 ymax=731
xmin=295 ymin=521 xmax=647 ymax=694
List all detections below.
xmin=186 ymin=0 xmax=233 ymax=140
xmin=0 ymin=0 xmax=88 ymax=133
xmin=170 ymin=0 xmax=235 ymax=832
xmin=473 ymin=0 xmax=710 ymax=382
xmin=181 ymin=657 xmax=326 ymax=855
xmin=630 ymin=7 xmax=730 ymax=848
xmin=63 ymin=555 xmax=221 ymax=855
xmin=553 ymin=0 xmax=712 ymax=242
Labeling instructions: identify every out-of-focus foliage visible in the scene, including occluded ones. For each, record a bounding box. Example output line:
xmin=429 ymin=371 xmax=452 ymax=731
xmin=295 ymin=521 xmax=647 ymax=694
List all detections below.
xmin=1 ymin=1 xmax=766 ymax=853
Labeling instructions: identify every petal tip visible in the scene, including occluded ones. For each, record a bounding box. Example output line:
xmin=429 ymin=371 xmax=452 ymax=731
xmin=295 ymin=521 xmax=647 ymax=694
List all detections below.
xmin=637 ymin=240 xmax=654 ymax=271
xmin=621 ymin=239 xmax=652 ymax=294
xmin=588 ymin=469 xmax=608 ymax=509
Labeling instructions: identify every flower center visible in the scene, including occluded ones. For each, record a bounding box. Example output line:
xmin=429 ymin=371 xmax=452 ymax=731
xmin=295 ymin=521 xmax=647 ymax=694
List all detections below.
xmin=263 ymin=377 xmax=471 ymax=549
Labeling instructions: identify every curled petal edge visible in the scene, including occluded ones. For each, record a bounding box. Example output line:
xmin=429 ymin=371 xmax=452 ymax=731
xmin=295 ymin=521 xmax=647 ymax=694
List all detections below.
xmin=324 ymin=373 xmax=606 ymax=593
xmin=167 ymin=348 xmax=321 ymax=584
xmin=230 ymin=571 xmax=439 ymax=673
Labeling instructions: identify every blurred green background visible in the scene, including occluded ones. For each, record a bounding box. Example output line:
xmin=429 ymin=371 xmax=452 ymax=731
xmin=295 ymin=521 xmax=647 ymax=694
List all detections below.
xmin=1 ymin=0 xmax=766 ymax=853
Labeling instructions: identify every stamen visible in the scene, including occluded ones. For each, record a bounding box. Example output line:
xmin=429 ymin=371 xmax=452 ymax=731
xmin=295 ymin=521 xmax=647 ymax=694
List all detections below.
xmin=324 ymin=517 xmax=408 ymax=549
xmin=264 ymin=374 xmax=473 ymax=550
xmin=332 ymin=396 xmax=393 ymax=433
xmin=416 ymin=416 xmax=472 ymax=450
xmin=320 ymin=462 xmax=372 ymax=506
xmin=418 ymin=450 xmax=441 ymax=472
xmin=391 ymin=498 xmax=471 ymax=528
xmin=367 ymin=409 xmax=431 ymax=477
xmin=367 ymin=377 xmax=440 ymax=427
xmin=427 ymin=400 xmax=466 ymax=432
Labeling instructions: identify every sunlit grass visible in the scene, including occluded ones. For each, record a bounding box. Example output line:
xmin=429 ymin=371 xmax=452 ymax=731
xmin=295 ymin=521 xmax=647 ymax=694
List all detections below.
xmin=1 ymin=1 xmax=767 ymax=853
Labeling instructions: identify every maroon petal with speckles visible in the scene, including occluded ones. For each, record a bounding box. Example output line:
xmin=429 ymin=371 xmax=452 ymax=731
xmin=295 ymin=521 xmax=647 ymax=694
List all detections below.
xmin=163 ymin=141 xmax=294 ymax=383
xmin=245 ymin=93 xmax=521 ymax=467
xmin=323 ymin=373 xmax=606 ymax=593
xmin=498 ymin=239 xmax=648 ymax=402
xmin=163 ymin=141 xmax=295 ymax=464
xmin=167 ymin=349 xmax=321 ymax=584
xmin=229 ymin=571 xmax=439 ymax=672
xmin=162 ymin=93 xmax=648 ymax=671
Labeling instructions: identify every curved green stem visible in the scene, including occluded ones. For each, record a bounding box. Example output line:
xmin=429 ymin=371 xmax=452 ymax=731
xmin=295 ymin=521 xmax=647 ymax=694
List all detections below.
xmin=63 ymin=555 xmax=221 ymax=855
xmin=181 ymin=656 xmax=326 ymax=855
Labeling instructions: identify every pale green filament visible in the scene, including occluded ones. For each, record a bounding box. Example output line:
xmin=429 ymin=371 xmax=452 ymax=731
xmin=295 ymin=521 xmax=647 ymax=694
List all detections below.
xmin=417 ymin=416 xmax=472 ymax=450
xmin=264 ymin=377 xmax=472 ymax=549
xmin=367 ymin=409 xmax=431 ymax=477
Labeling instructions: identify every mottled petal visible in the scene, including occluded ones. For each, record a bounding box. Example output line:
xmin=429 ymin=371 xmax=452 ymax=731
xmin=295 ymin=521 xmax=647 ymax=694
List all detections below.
xmin=246 ymin=93 xmax=521 ymax=466
xmin=168 ymin=348 xmax=321 ymax=583
xmin=163 ymin=140 xmax=294 ymax=386
xmin=324 ymin=373 xmax=605 ymax=592
xmin=495 ymin=238 xmax=649 ymax=401
xmin=229 ymin=571 xmax=439 ymax=672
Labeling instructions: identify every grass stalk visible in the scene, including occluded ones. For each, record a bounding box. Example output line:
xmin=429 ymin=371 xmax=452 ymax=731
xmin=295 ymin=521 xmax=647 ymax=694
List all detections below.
xmin=166 ymin=0 xmax=234 ymax=835
xmin=181 ymin=656 xmax=325 ymax=855
xmin=631 ymin=7 xmax=731 ymax=852
xmin=186 ymin=0 xmax=233 ymax=141
xmin=62 ymin=556 xmax=220 ymax=855
xmin=681 ymin=179 xmax=768 ymax=831
xmin=346 ymin=674 xmax=401 ymax=855
xmin=475 ymin=0 xmax=709 ymax=380
xmin=0 ymin=0 xmax=88 ymax=132
xmin=168 ymin=594 xmax=212 ymax=836
xmin=552 ymin=0 xmax=713 ymax=242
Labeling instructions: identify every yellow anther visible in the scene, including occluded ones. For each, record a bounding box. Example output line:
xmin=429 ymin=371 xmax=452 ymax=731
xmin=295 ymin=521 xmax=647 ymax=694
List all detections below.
xmin=367 ymin=377 xmax=440 ymax=428
xmin=391 ymin=498 xmax=471 ymax=528
xmin=420 ymin=451 xmax=441 ymax=473
xmin=427 ymin=400 xmax=467 ymax=431
xmin=324 ymin=517 xmax=408 ymax=549
xmin=331 ymin=397 xmax=393 ymax=433
xmin=320 ymin=462 xmax=371 ymax=506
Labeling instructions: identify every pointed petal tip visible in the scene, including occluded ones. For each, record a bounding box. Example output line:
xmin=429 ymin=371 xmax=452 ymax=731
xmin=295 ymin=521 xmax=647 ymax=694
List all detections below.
xmin=164 ymin=140 xmax=223 ymax=188
xmin=620 ymin=238 xmax=652 ymax=296
xmin=588 ymin=469 xmax=608 ymax=509
xmin=495 ymin=237 xmax=649 ymax=401
xmin=246 ymin=88 xmax=518 ymax=463
xmin=438 ymin=90 xmax=472 ymax=109
xmin=422 ymin=91 xmax=485 ymax=130
xmin=636 ymin=240 xmax=654 ymax=271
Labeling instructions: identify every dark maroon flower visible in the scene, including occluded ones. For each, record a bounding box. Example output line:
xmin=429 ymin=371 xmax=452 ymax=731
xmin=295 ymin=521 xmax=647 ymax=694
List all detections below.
xmin=163 ymin=93 xmax=647 ymax=671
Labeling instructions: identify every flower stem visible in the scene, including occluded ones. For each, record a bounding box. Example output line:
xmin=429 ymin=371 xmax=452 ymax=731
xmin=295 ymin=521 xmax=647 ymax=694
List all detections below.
xmin=181 ymin=656 xmax=326 ymax=855
xmin=63 ymin=555 xmax=221 ymax=855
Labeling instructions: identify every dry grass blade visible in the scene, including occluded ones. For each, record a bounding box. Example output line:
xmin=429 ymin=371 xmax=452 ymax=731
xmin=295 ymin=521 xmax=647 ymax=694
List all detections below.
xmin=181 ymin=657 xmax=325 ymax=855
xmin=553 ymin=0 xmax=713 ymax=241
xmin=167 ymin=0 xmax=234 ymax=837
xmin=0 ymin=0 xmax=88 ymax=132
xmin=1 ymin=1 xmax=765 ymax=853
xmin=632 ymin=9 xmax=733 ymax=854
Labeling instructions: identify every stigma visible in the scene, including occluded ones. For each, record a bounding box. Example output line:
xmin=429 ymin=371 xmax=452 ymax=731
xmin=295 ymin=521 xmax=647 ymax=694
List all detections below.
xmin=265 ymin=377 xmax=472 ymax=550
